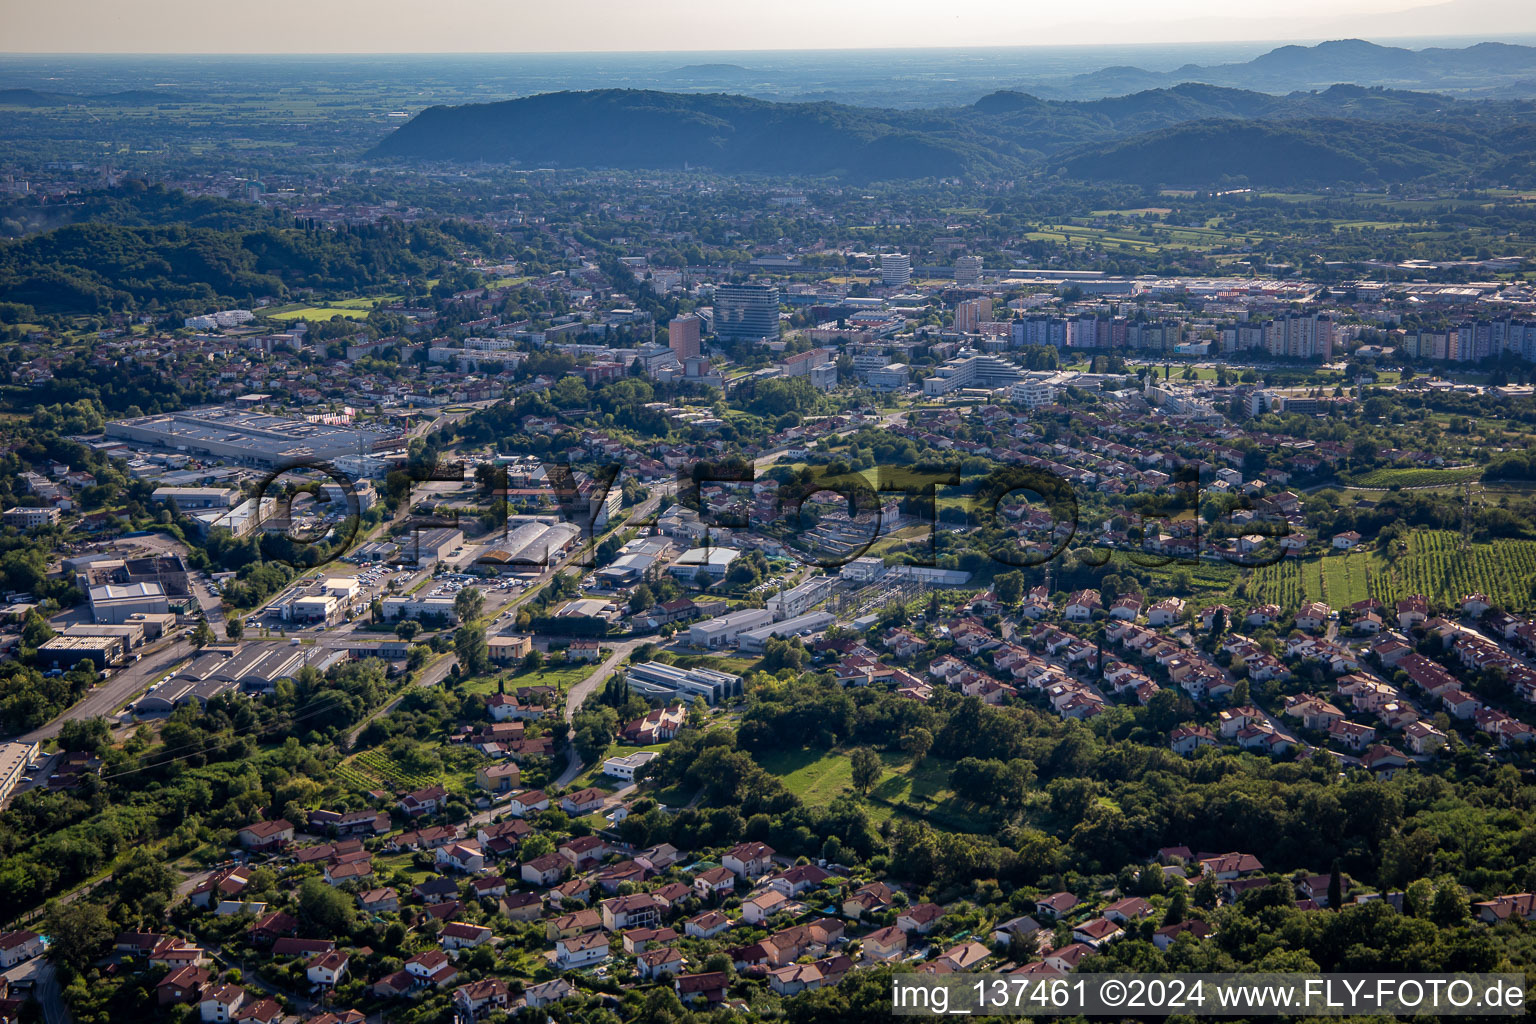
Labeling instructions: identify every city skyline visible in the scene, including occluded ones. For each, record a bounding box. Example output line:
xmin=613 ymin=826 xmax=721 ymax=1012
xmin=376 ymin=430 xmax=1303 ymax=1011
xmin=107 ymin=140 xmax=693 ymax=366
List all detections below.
xmin=4 ymin=0 xmax=1535 ymax=54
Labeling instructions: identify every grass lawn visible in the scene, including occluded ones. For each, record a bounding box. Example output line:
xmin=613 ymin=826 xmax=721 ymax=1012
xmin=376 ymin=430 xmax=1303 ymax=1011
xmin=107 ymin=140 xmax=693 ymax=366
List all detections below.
xmin=567 ymin=742 xmax=670 ymax=791
xmin=266 ymin=305 xmax=375 ymax=321
xmin=754 ymin=748 xmax=966 ymax=826
xmin=461 ymin=661 xmax=596 ymax=696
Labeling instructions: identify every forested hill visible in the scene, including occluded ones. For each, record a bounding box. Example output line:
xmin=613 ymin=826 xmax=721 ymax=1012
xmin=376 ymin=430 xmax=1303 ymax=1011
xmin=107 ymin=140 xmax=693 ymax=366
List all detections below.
xmin=0 ymin=217 xmax=496 ymax=315
xmin=1059 ymin=119 xmax=1536 ymax=188
xmin=371 ymin=89 xmax=1024 ymax=179
xmin=0 ymin=181 xmax=285 ymax=238
xmin=371 ymin=84 xmax=1536 ymax=187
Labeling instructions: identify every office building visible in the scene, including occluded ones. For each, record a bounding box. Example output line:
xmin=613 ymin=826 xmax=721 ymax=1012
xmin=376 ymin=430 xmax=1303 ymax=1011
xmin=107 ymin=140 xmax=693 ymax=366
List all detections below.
xmin=954 ymin=255 xmax=984 ymax=286
xmin=766 ymin=576 xmax=837 ymax=621
xmin=2 ymin=507 xmax=61 ymax=529
xmin=922 ymin=353 xmax=1024 ymax=396
xmin=866 ymin=363 xmax=910 ymax=393
xmin=713 ymin=284 xmax=781 ymax=342
xmin=626 ymin=661 xmax=742 ymax=705
xmin=669 ymin=546 xmax=741 ymax=583
xmin=737 ymin=611 xmax=837 ymax=654
xmin=881 ymin=253 xmax=911 ymax=288
xmin=688 ymin=607 xmax=773 ymax=648
xmin=668 ymin=315 xmax=702 ymax=360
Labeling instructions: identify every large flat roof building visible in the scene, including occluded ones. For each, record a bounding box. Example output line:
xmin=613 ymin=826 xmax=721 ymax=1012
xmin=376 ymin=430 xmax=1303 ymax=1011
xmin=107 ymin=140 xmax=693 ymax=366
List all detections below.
xmin=0 ymin=740 xmax=40 ymax=805
xmin=38 ymin=634 xmax=125 ymax=670
xmin=87 ymin=581 xmax=169 ymax=624
xmin=151 ymin=487 xmax=241 ymax=510
xmin=108 ymin=407 xmax=402 ymax=470
xmin=626 ymin=661 xmax=742 ymax=705
xmin=688 ymin=607 xmax=773 ymax=648
xmin=737 ymin=611 xmax=837 ymax=654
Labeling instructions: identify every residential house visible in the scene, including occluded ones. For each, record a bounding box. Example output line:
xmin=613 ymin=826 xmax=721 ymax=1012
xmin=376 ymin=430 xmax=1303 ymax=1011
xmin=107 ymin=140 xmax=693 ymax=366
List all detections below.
xmin=722 ymin=841 xmax=775 ymax=879
xmin=556 ymin=931 xmax=611 ymax=970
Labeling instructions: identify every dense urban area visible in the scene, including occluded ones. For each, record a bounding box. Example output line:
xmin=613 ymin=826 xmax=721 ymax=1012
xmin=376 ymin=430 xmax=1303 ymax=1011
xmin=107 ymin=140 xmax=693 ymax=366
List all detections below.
xmin=2 ymin=31 xmax=1536 ymax=1024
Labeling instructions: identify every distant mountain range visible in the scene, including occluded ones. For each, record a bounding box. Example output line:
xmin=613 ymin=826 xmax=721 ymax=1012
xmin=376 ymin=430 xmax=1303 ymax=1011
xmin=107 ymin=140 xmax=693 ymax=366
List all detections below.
xmin=371 ymin=81 xmax=1536 ymax=188
xmin=1021 ymin=38 xmax=1536 ymax=99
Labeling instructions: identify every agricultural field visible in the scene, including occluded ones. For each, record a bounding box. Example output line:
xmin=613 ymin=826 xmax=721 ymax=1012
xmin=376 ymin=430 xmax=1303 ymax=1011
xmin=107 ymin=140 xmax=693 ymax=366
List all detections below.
xmin=1240 ymin=532 xmax=1536 ymax=613
xmin=1340 ymin=466 xmax=1483 ymax=489
xmin=336 ymin=748 xmax=441 ymax=793
xmin=1023 ymin=219 xmax=1263 ymax=255
xmin=337 ymin=742 xmax=483 ymax=795
xmin=1142 ymin=559 xmax=1242 ymax=600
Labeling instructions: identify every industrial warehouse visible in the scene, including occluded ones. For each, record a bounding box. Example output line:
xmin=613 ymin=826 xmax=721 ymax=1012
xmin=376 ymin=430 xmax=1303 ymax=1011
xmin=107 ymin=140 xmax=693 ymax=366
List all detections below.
xmin=106 ymin=406 xmax=403 ymax=469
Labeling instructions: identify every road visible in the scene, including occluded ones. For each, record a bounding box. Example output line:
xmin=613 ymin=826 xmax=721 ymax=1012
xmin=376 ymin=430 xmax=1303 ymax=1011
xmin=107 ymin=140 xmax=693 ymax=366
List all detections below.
xmin=2 ymin=959 xmax=70 ymax=1024
xmin=552 ymin=638 xmax=645 ymax=788
xmin=7 ymin=635 xmax=194 ymax=747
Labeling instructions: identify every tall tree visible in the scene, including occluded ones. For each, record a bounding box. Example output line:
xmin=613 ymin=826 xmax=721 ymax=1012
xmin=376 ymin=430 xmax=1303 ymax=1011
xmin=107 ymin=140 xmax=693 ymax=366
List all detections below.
xmin=850 ymin=747 xmax=882 ymax=795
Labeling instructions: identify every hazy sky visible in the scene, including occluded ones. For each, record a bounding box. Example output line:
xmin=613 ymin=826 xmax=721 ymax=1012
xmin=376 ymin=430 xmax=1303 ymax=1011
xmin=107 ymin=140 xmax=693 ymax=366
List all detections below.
xmin=3 ymin=0 xmax=1533 ymax=53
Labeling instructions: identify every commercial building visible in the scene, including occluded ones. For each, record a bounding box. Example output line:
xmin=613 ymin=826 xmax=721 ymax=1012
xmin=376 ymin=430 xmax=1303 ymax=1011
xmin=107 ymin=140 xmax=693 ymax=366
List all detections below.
xmin=712 ymin=284 xmax=781 ymax=342
xmin=382 ymin=595 xmax=458 ymax=624
xmin=594 ymin=537 xmax=671 ymax=588
xmin=766 ymin=576 xmax=837 ymax=621
xmin=688 ymin=607 xmax=773 ymax=648
xmin=737 ymin=611 xmax=838 ymax=654
xmin=668 ymin=314 xmax=702 ymax=361
xmin=37 ymin=634 xmax=125 ymax=670
xmin=287 ymin=593 xmax=341 ymax=626
xmin=0 ymin=740 xmax=40 ymax=805
xmin=3 ymin=507 xmax=61 ymax=529
xmin=186 ymin=497 xmax=280 ymax=538
xmin=400 ymin=528 xmax=464 ymax=564
xmin=668 ymin=546 xmax=740 ymax=584
xmin=107 ymin=406 xmax=401 ymax=470
xmin=63 ymin=622 xmax=147 ymax=649
xmin=626 ymin=661 xmax=743 ymax=705
xmin=881 ymin=253 xmax=912 ymax=288
xmin=135 ymin=645 xmax=328 ymax=711
xmin=922 ymin=353 xmax=1024 ymax=397
xmin=477 ymin=519 xmax=579 ymax=571
xmin=88 ymin=582 xmax=170 ymax=624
